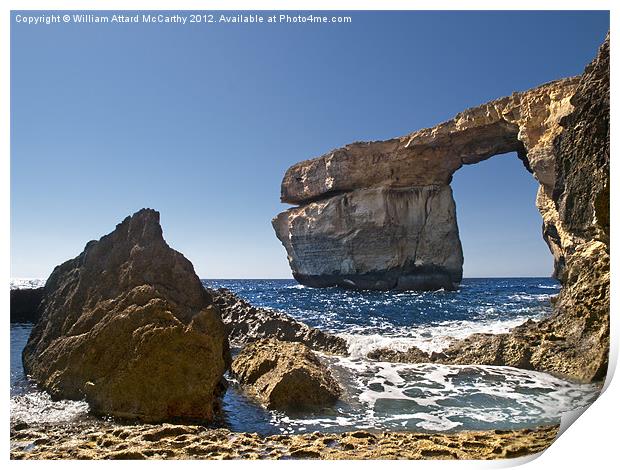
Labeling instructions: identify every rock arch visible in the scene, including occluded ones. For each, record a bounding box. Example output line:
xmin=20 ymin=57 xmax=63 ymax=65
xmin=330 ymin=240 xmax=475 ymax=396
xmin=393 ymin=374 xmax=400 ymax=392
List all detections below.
xmin=273 ymin=77 xmax=579 ymax=290
xmin=271 ymin=35 xmax=609 ymax=383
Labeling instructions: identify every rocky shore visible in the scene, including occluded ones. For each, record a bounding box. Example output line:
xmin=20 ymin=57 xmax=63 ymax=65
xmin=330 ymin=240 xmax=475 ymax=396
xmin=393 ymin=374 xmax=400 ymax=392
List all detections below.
xmin=9 ymin=35 xmax=609 ymax=461
xmin=210 ymin=287 xmax=348 ymax=354
xmin=10 ymin=421 xmax=558 ymax=460
xmin=367 ymin=34 xmax=610 ymax=384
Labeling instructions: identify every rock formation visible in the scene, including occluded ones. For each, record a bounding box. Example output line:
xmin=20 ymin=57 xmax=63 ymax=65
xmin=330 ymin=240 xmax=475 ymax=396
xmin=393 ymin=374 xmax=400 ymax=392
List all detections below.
xmin=273 ymin=185 xmax=463 ymax=290
xmin=11 ymin=287 xmax=44 ymax=323
xmin=11 ymin=420 xmax=558 ymax=460
xmin=23 ymin=209 xmax=231 ymax=422
xmin=369 ymin=35 xmax=610 ymax=383
xmin=210 ymin=287 xmax=349 ymax=354
xmin=274 ymin=70 xmax=581 ymax=290
xmin=231 ymin=339 xmax=341 ymax=411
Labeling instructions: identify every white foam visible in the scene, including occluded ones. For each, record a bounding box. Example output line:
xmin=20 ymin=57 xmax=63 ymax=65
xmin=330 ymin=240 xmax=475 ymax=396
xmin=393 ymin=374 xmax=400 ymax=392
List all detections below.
xmin=285 ymin=284 xmax=308 ymax=290
xmin=276 ymin=357 xmax=602 ymax=434
xmin=508 ymin=293 xmax=555 ymax=302
xmin=340 ymin=315 xmax=546 ymax=356
xmin=10 ymin=391 xmax=89 ymax=424
xmin=10 ymin=278 xmax=46 ymax=290
xmin=396 ymin=413 xmax=462 ymax=431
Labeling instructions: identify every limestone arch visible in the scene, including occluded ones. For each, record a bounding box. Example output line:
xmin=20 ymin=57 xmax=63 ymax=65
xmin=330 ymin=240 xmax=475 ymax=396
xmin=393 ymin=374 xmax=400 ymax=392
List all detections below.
xmin=273 ymin=77 xmax=579 ymax=290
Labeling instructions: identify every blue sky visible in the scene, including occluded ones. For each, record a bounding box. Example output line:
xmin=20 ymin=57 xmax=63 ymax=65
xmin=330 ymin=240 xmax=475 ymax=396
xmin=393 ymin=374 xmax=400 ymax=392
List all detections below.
xmin=11 ymin=10 xmax=609 ymax=278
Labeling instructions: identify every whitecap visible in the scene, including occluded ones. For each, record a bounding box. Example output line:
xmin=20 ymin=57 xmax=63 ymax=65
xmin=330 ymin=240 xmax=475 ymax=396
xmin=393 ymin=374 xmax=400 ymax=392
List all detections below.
xmin=10 ymin=278 xmax=46 ymax=290
xmin=339 ymin=314 xmax=546 ymax=356
xmin=11 ymin=391 xmax=89 ymax=424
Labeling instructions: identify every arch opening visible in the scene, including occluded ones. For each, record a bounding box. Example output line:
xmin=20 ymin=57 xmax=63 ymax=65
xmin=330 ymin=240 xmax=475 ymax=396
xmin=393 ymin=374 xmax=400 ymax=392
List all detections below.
xmin=452 ymin=151 xmax=554 ymax=278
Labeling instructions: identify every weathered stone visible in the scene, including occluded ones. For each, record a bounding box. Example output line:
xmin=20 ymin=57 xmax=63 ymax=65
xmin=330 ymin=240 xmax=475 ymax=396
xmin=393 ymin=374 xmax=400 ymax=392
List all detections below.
xmin=231 ymin=339 xmax=341 ymax=411
xmin=10 ymin=287 xmax=44 ymax=323
xmin=210 ymin=288 xmax=348 ymax=354
xmin=367 ymin=345 xmax=433 ymax=364
xmin=10 ymin=420 xmax=559 ymax=460
xmin=273 ymin=185 xmax=463 ymax=290
xmin=23 ymin=209 xmax=231 ymax=422
xmin=279 ymin=77 xmax=577 ymax=204
xmin=274 ymin=74 xmax=579 ymax=290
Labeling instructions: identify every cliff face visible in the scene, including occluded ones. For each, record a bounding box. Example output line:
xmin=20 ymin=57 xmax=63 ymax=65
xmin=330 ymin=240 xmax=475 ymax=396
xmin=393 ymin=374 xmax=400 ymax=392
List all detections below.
xmin=365 ymin=35 xmax=610 ymax=383
xmin=274 ymin=185 xmax=463 ymax=290
xmin=274 ymin=36 xmax=609 ymax=382
xmin=542 ymin=33 xmax=610 ymax=381
xmin=274 ymin=77 xmax=579 ymax=290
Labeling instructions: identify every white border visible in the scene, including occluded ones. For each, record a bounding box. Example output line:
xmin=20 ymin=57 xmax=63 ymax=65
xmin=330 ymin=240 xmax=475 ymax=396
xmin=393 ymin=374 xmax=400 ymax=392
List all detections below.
xmin=3 ymin=1 xmax=617 ymax=468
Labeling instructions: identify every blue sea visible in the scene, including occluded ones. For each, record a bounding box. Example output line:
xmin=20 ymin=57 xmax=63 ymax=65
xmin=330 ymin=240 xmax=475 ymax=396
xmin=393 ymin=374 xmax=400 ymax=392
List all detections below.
xmin=10 ymin=278 xmax=601 ymax=435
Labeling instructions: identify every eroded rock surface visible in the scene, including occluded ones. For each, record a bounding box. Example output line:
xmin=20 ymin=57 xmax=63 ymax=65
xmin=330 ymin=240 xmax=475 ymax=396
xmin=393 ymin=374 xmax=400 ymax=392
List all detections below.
xmin=274 ymin=72 xmax=580 ymax=290
xmin=23 ymin=209 xmax=231 ymax=422
xmin=368 ymin=35 xmax=610 ymax=383
xmin=10 ymin=421 xmax=558 ymax=460
xmin=273 ymin=185 xmax=463 ymax=290
xmin=231 ymin=339 xmax=341 ymax=411
xmin=210 ymin=287 xmax=349 ymax=354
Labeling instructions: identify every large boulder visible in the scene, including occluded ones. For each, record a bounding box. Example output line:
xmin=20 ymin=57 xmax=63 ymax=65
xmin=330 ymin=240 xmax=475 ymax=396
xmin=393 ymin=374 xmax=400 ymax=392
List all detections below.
xmin=23 ymin=209 xmax=231 ymax=422
xmin=231 ymin=339 xmax=341 ymax=411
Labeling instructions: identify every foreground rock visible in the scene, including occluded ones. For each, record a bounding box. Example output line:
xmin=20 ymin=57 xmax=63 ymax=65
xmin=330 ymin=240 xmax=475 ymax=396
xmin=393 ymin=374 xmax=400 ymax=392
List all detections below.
xmin=273 ymin=74 xmax=579 ymax=290
xmin=23 ymin=209 xmax=231 ymax=422
xmin=231 ymin=339 xmax=341 ymax=411
xmin=210 ymin=287 xmax=349 ymax=354
xmin=10 ymin=288 xmax=44 ymax=323
xmin=369 ymin=36 xmax=610 ymax=383
xmin=10 ymin=421 xmax=558 ymax=460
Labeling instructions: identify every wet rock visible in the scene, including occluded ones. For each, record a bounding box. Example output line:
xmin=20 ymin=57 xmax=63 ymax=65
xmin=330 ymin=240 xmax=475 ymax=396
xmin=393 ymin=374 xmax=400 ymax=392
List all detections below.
xmin=23 ymin=209 xmax=231 ymax=422
xmin=11 ymin=422 xmax=29 ymax=432
xmin=10 ymin=288 xmax=44 ymax=323
xmin=210 ymin=287 xmax=348 ymax=355
xmin=367 ymin=345 xmax=432 ymax=363
xmin=231 ymin=339 xmax=341 ymax=411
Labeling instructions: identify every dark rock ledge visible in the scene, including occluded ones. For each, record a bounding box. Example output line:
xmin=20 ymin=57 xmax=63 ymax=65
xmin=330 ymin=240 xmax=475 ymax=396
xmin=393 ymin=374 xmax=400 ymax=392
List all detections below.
xmin=209 ymin=287 xmax=348 ymax=355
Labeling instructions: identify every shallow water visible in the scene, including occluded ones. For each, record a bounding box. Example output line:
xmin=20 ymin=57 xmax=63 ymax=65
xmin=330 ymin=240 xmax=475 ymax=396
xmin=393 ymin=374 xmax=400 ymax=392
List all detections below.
xmin=10 ymin=278 xmax=601 ymax=435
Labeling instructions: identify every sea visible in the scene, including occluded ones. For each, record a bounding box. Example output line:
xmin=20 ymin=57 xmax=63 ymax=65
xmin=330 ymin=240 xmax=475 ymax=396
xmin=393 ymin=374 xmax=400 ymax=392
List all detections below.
xmin=10 ymin=278 xmax=601 ymax=435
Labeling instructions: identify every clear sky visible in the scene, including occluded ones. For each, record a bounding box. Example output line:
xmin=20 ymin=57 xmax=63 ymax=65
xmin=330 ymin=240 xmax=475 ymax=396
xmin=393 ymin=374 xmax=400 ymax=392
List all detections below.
xmin=10 ymin=10 xmax=609 ymax=279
